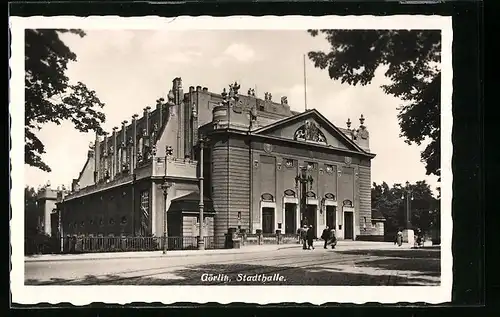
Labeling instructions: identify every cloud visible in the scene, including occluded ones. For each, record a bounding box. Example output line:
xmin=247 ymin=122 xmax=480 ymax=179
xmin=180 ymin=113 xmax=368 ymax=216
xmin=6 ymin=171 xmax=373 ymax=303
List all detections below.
xmin=212 ymin=43 xmax=257 ymax=66
xmin=223 ymin=43 xmax=256 ymax=62
xmin=162 ymin=51 xmax=203 ymax=64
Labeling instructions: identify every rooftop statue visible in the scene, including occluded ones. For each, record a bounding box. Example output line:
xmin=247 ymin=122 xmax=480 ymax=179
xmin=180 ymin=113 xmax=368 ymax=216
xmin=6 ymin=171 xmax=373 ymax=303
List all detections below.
xmin=264 ymin=92 xmax=272 ymax=101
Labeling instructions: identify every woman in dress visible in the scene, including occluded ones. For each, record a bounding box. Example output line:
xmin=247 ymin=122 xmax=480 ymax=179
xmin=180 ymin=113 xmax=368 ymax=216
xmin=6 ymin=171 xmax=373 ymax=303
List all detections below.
xmin=396 ymin=229 xmax=403 ymax=247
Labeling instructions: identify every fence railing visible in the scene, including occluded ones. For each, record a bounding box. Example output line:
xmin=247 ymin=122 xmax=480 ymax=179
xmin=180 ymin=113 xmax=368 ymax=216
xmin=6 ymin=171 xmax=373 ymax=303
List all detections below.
xmin=237 ymin=233 xmax=300 ymax=246
xmin=25 ymin=232 xmax=302 ymax=255
xmin=62 ymin=236 xmax=205 ymax=253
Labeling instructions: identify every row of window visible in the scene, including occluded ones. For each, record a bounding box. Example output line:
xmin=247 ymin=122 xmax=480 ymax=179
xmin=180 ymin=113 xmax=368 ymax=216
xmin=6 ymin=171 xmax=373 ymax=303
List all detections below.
xmin=65 ymin=233 xmax=133 ymax=238
xmin=67 ymin=216 xmax=128 ymax=229
xmin=281 ymin=159 xmax=335 ymax=173
xmin=71 ymin=189 xmax=150 ymax=205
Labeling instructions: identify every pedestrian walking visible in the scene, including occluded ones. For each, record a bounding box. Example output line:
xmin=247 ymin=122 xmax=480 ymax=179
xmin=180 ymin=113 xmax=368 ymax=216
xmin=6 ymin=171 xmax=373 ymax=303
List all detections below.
xmin=300 ymin=225 xmax=308 ymax=250
xmin=415 ymin=228 xmax=423 ymax=248
xmin=328 ymin=228 xmax=337 ymax=249
xmin=321 ymin=226 xmax=330 ymax=249
xmin=307 ymin=225 xmax=315 ymax=250
xmin=396 ymin=229 xmax=403 ymax=247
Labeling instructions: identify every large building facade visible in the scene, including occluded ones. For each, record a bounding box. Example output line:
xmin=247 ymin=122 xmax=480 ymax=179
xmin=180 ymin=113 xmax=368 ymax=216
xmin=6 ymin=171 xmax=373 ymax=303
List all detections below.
xmin=56 ymin=78 xmax=377 ymax=240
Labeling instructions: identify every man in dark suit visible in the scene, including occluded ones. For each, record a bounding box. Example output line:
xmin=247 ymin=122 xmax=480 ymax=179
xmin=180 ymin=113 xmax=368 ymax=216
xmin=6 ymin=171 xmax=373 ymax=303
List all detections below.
xmin=321 ymin=226 xmax=331 ymax=249
xmin=306 ymin=225 xmax=315 ymax=250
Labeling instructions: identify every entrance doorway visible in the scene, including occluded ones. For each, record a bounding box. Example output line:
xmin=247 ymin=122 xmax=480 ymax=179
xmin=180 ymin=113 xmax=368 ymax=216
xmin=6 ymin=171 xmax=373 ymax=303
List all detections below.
xmin=326 ymin=206 xmax=336 ymax=230
xmin=284 ymin=203 xmax=297 ymax=234
xmin=344 ymin=211 xmax=354 ymax=240
xmin=262 ymin=207 xmax=275 ymax=234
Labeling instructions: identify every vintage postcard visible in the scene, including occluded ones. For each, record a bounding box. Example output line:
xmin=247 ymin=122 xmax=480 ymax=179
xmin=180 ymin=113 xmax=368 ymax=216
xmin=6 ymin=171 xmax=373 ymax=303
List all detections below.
xmin=10 ymin=15 xmax=453 ymax=305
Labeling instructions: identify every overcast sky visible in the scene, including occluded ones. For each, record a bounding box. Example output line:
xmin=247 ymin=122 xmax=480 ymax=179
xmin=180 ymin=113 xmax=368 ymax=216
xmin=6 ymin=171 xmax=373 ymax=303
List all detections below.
xmin=24 ymin=29 xmax=439 ymax=193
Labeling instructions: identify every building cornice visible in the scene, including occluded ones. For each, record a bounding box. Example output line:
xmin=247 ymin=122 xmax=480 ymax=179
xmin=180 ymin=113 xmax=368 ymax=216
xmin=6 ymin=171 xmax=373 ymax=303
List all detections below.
xmin=206 ymin=128 xmax=376 ymax=159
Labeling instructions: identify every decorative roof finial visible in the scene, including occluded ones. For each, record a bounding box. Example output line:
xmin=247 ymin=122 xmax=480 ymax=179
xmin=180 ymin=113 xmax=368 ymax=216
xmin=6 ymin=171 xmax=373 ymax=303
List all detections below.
xmin=233 ymin=81 xmax=240 ymax=95
xmin=221 ymin=88 xmax=228 ymax=101
xmin=167 ymin=90 xmax=175 ymax=104
xmin=346 ymin=118 xmax=352 ymax=130
xmin=359 ymin=114 xmax=365 ymax=127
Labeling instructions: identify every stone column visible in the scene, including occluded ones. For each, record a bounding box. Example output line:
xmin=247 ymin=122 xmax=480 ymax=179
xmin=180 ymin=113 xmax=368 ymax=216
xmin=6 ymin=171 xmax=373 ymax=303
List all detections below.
xmin=112 ymin=127 xmax=118 ymax=179
xmin=144 ymin=107 xmax=151 ymax=160
xmin=94 ymin=131 xmax=100 ymax=183
xmin=132 ymin=114 xmax=139 ymax=173
xmin=144 ymin=107 xmax=151 ymax=135
xmin=191 ymin=102 xmax=198 ymax=159
xmin=121 ymin=120 xmax=128 ymax=172
xmin=173 ymin=78 xmax=184 ymax=159
xmin=103 ymin=132 xmax=109 ymax=179
xmin=156 ymin=99 xmax=163 ymax=128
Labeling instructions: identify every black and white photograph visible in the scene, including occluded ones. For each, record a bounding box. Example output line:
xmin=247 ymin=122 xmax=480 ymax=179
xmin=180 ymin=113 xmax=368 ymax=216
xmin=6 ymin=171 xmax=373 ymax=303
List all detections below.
xmin=10 ymin=16 xmax=452 ymax=304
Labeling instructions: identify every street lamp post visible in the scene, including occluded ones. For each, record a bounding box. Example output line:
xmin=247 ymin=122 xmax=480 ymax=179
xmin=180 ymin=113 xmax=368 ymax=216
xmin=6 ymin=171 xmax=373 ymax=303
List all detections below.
xmin=160 ymin=177 xmax=173 ymax=254
xmin=403 ymin=181 xmax=413 ymax=229
xmin=295 ymin=166 xmax=314 ymax=227
xmin=197 ymin=137 xmax=205 ymax=250
xmin=402 ymin=181 xmax=414 ymax=244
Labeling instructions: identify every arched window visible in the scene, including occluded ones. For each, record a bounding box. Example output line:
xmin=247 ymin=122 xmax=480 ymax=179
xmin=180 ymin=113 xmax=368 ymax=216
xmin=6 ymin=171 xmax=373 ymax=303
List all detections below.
xmin=121 ymin=216 xmax=127 ymax=224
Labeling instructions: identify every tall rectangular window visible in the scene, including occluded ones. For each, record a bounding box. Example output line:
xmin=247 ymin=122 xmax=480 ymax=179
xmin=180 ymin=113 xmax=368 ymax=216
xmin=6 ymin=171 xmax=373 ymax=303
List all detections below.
xmin=140 ymin=190 xmax=150 ymax=236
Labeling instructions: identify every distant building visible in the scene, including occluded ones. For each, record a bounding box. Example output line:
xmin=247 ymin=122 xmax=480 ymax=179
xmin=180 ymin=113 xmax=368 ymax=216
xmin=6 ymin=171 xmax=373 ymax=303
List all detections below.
xmin=52 ymin=78 xmax=376 ymax=240
xmin=31 ymin=186 xmax=67 ymax=237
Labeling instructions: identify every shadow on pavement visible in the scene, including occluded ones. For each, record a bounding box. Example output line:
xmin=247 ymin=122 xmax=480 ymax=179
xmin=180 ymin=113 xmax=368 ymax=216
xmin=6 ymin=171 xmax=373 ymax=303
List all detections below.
xmin=335 ymin=248 xmax=440 ymax=259
xmin=25 ymin=261 xmax=440 ymax=286
xmin=355 ymin=258 xmax=441 ymax=276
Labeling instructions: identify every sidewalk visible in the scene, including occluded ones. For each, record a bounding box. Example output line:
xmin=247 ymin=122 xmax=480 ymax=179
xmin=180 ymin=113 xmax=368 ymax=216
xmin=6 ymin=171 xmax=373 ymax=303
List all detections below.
xmin=25 ymin=243 xmax=301 ymax=263
xmin=25 ymin=240 xmax=422 ymax=263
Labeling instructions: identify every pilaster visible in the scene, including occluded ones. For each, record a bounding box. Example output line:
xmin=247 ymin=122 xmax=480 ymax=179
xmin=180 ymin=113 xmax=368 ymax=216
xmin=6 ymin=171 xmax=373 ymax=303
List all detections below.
xmin=132 ymin=114 xmax=139 ymax=173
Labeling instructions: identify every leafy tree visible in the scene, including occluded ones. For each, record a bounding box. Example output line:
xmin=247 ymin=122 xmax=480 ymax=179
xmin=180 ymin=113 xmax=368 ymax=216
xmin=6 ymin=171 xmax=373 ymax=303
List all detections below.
xmin=308 ymin=30 xmax=441 ymax=178
xmin=372 ymin=180 xmax=439 ymax=237
xmin=25 ymin=29 xmax=106 ymax=172
xmin=25 ymin=186 xmax=39 ymax=235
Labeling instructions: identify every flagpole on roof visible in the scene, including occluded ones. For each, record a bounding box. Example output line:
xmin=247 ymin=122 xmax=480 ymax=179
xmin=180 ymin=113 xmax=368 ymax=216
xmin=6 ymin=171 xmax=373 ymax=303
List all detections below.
xmin=303 ymin=54 xmax=308 ymax=112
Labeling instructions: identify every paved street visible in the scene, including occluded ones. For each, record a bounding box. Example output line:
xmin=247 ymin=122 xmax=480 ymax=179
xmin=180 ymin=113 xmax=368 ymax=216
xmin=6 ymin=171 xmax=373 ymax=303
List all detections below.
xmin=25 ymin=242 xmax=440 ymax=286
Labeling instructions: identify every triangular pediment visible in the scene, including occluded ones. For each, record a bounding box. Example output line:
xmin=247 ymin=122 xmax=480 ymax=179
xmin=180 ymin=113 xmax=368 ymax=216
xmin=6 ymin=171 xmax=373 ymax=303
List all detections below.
xmin=253 ymin=109 xmax=368 ymax=154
